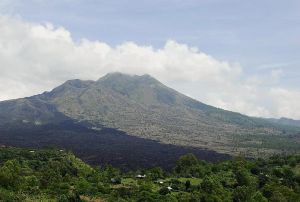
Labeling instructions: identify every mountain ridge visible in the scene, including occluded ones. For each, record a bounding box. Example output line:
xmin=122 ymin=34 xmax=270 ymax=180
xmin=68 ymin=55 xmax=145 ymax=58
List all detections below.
xmin=267 ymin=117 xmax=300 ymax=128
xmin=0 ymin=72 xmax=299 ymax=157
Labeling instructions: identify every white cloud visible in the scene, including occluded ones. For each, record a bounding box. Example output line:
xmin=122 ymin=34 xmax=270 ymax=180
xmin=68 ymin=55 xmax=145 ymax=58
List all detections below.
xmin=269 ymin=88 xmax=300 ymax=119
xmin=270 ymin=69 xmax=283 ymax=82
xmin=0 ymin=15 xmax=299 ymax=119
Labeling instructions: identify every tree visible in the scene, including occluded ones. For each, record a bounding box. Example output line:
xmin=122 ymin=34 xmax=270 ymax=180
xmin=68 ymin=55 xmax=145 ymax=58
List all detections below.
xmin=185 ymin=180 xmax=191 ymax=191
xmin=251 ymin=191 xmax=268 ymax=202
xmin=201 ymin=176 xmax=231 ymax=201
xmin=136 ymin=191 xmax=160 ymax=202
xmin=176 ymin=192 xmax=192 ymax=202
xmin=75 ymin=177 xmax=92 ymax=195
xmin=0 ymin=160 xmax=22 ymax=190
xmin=235 ymin=168 xmax=251 ymax=186
xmin=233 ymin=186 xmax=255 ymax=202
xmin=175 ymin=153 xmax=202 ymax=177
xmin=159 ymin=187 xmax=170 ymax=195
xmin=148 ymin=167 xmax=164 ymax=180
xmin=269 ymin=191 xmax=287 ymax=202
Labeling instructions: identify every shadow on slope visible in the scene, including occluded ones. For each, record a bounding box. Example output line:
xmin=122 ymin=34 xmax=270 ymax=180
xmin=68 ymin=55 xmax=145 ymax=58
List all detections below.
xmin=0 ymin=121 xmax=231 ymax=170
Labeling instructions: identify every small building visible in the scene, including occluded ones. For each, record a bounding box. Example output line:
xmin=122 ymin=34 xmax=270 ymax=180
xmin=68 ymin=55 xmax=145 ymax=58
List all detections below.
xmin=111 ymin=178 xmax=117 ymax=183
xmin=136 ymin=174 xmax=146 ymax=179
xmin=155 ymin=180 xmax=164 ymax=184
xmin=110 ymin=177 xmax=122 ymax=184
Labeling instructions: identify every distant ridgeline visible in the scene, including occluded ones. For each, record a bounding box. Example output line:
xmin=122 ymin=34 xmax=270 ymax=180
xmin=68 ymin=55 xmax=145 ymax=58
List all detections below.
xmin=0 ymin=72 xmax=300 ymax=167
xmin=0 ymin=146 xmax=300 ymax=201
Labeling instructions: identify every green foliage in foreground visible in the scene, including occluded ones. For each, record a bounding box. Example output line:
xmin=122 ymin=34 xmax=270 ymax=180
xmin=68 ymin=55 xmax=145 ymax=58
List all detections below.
xmin=0 ymin=147 xmax=300 ymax=202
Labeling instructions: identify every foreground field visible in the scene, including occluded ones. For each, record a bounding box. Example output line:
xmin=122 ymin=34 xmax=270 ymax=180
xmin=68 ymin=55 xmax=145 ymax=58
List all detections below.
xmin=0 ymin=146 xmax=300 ymax=201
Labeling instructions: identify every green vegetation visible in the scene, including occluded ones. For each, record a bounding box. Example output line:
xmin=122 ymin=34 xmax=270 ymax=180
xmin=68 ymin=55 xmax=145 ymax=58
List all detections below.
xmin=0 ymin=147 xmax=300 ymax=202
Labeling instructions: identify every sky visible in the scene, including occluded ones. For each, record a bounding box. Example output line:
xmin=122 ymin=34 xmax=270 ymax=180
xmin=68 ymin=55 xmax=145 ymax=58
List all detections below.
xmin=0 ymin=0 xmax=299 ymax=119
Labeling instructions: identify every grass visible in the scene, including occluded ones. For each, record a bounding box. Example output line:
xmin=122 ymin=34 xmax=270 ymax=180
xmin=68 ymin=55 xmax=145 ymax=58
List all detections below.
xmin=121 ymin=178 xmax=138 ymax=186
xmin=119 ymin=176 xmax=202 ymax=193
xmin=292 ymin=164 xmax=300 ymax=175
xmin=164 ymin=177 xmax=202 ymax=186
xmin=177 ymin=177 xmax=202 ymax=186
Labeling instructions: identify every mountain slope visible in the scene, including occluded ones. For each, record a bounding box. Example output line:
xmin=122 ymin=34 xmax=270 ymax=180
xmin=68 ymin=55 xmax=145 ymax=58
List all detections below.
xmin=267 ymin=117 xmax=300 ymax=128
xmin=0 ymin=72 xmax=299 ymax=157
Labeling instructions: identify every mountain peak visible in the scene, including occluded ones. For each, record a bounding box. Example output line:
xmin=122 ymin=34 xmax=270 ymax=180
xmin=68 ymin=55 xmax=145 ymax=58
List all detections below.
xmin=102 ymin=72 xmax=130 ymax=78
xmin=100 ymin=72 xmax=156 ymax=80
xmin=41 ymin=79 xmax=94 ymax=100
xmin=98 ymin=72 xmax=160 ymax=86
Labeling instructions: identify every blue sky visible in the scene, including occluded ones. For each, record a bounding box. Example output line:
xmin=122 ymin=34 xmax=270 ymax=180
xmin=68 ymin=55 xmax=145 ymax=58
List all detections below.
xmin=0 ymin=0 xmax=299 ymax=118
xmin=3 ymin=0 xmax=300 ymax=75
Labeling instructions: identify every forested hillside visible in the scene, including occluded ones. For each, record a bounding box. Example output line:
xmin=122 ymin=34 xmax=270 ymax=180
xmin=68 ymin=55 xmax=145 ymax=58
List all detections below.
xmin=0 ymin=146 xmax=300 ymax=201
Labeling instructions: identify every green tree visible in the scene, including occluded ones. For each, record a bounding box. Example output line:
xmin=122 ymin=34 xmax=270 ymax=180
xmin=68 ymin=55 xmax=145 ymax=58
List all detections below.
xmin=233 ymin=185 xmax=255 ymax=202
xmin=251 ymin=191 xmax=268 ymax=202
xmin=0 ymin=160 xmax=22 ymax=190
xmin=175 ymin=153 xmax=201 ymax=177
xmin=235 ymin=169 xmax=251 ymax=186
xmin=269 ymin=191 xmax=287 ymax=202
xmin=148 ymin=167 xmax=164 ymax=180
xmin=185 ymin=180 xmax=191 ymax=191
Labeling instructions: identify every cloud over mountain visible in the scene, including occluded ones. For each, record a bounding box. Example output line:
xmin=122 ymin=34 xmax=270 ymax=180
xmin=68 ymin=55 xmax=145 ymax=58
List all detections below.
xmin=0 ymin=15 xmax=299 ymax=119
